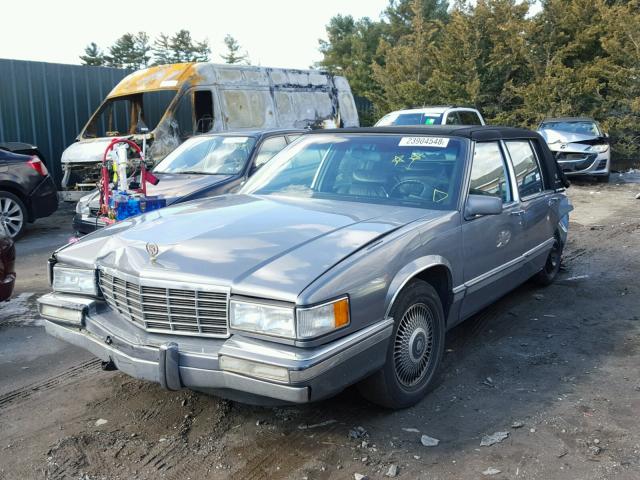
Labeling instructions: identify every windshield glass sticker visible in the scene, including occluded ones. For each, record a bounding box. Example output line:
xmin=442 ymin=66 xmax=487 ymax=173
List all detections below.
xmin=423 ymin=117 xmax=437 ymax=125
xmin=392 ymin=154 xmax=405 ymax=166
xmin=399 ymin=137 xmax=450 ymax=148
xmin=433 ymin=188 xmax=449 ymax=203
xmin=222 ymin=137 xmax=248 ymax=144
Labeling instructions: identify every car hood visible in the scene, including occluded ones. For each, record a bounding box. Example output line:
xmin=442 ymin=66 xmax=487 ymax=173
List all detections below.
xmin=61 ymin=138 xmax=124 ymax=164
xmin=58 ymin=194 xmax=445 ymax=301
xmin=538 ymin=129 xmax=606 ymax=152
xmin=84 ymin=173 xmax=233 ymax=209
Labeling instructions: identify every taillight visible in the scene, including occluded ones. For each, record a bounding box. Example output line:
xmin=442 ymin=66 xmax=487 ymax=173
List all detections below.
xmin=26 ymin=156 xmax=48 ymax=176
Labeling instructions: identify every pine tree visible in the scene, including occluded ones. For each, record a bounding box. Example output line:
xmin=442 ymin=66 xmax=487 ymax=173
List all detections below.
xmin=80 ymin=42 xmax=106 ymax=66
xmin=106 ymin=32 xmax=150 ymax=69
xmin=152 ymin=33 xmax=174 ymax=65
xmin=220 ymin=35 xmax=249 ymax=64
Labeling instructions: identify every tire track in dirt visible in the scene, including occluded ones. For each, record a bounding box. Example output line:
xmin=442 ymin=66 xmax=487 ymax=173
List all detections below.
xmin=231 ymin=409 xmax=347 ymax=480
xmin=0 ymin=359 xmax=100 ymax=411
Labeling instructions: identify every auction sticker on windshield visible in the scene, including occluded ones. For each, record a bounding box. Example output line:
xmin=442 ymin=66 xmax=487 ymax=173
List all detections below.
xmin=399 ymin=137 xmax=450 ymax=148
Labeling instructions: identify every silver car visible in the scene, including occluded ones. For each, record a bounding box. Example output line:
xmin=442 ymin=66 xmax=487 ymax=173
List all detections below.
xmin=39 ymin=126 xmax=571 ymax=408
xmin=538 ymin=117 xmax=611 ymax=182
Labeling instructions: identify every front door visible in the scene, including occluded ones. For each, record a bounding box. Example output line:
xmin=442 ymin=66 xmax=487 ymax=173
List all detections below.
xmin=460 ymin=141 xmax=524 ymax=318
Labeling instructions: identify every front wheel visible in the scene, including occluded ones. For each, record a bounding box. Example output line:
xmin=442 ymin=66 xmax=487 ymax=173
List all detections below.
xmin=358 ymin=280 xmax=445 ymax=409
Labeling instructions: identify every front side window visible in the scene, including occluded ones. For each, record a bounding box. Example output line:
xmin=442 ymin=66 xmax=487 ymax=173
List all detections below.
xmin=154 ymin=135 xmax=256 ymax=175
xmin=254 ymin=136 xmax=287 ymax=170
xmin=459 ymin=111 xmax=482 ymax=125
xmin=506 ymin=140 xmax=544 ymax=197
xmin=242 ymin=134 xmax=467 ymax=210
xmin=469 ymin=142 xmax=511 ymax=203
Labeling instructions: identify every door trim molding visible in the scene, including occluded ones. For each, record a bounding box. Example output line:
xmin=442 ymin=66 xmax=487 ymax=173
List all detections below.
xmin=453 ymin=237 xmax=554 ymax=295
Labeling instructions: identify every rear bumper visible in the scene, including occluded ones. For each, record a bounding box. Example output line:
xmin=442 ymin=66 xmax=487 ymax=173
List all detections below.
xmin=38 ymin=293 xmax=392 ymax=405
xmin=28 ymin=176 xmax=58 ymax=220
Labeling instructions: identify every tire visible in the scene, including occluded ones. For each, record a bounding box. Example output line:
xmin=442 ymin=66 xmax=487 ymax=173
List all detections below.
xmin=533 ymin=235 xmax=563 ymax=286
xmin=358 ymin=280 xmax=445 ymax=409
xmin=0 ymin=191 xmax=27 ymax=239
xmin=596 ymin=174 xmax=610 ymax=183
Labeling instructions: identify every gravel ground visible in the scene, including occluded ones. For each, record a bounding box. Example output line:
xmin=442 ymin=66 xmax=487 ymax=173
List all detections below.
xmin=0 ymin=175 xmax=639 ymax=480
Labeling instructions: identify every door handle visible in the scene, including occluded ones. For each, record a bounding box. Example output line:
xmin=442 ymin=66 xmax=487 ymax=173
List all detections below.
xmin=510 ymin=210 xmax=525 ymax=216
xmin=548 ymin=197 xmax=560 ymax=206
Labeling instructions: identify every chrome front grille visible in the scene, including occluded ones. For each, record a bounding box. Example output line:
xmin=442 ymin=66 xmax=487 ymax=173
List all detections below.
xmin=99 ymin=269 xmax=229 ymax=338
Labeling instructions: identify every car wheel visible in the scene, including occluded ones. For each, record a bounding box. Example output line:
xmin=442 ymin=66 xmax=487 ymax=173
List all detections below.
xmin=533 ymin=235 xmax=563 ymax=286
xmin=596 ymin=174 xmax=610 ymax=183
xmin=0 ymin=191 xmax=27 ymax=239
xmin=358 ymin=280 xmax=445 ymax=409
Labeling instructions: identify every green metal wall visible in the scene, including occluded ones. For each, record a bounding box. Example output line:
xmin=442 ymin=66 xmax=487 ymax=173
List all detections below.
xmin=0 ymin=58 xmax=132 ymax=186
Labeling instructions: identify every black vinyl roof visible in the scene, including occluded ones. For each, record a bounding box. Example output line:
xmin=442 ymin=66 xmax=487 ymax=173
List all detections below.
xmin=313 ymin=125 xmax=542 ymax=142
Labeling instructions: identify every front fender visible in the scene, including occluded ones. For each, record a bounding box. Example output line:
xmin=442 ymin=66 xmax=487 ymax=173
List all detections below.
xmin=384 ymin=255 xmax=453 ymax=319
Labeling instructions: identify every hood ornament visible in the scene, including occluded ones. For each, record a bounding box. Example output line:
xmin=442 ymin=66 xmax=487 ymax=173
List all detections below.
xmin=146 ymin=242 xmax=160 ymax=261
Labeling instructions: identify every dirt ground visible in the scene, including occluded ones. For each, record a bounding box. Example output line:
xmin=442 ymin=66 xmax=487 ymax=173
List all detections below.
xmin=1 ymin=175 xmax=639 ymax=480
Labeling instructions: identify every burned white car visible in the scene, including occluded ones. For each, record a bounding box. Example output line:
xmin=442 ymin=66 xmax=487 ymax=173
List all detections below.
xmin=39 ymin=126 xmax=571 ymax=408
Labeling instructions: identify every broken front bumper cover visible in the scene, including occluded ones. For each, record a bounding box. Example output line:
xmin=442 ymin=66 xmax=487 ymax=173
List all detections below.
xmin=38 ymin=293 xmax=392 ymax=404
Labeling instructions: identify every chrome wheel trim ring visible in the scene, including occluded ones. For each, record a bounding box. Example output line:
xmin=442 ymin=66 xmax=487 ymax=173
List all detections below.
xmin=393 ymin=303 xmax=434 ymax=388
xmin=0 ymin=197 xmax=24 ymax=238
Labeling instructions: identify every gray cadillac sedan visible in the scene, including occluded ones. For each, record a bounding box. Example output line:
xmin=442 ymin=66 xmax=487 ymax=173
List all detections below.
xmin=39 ymin=126 xmax=572 ymax=408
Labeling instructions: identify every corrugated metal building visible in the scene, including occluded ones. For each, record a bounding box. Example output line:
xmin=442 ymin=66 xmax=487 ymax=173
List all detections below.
xmin=0 ymin=58 xmax=131 ymax=185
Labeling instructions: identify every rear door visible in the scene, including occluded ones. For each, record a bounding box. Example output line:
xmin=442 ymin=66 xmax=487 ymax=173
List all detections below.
xmin=460 ymin=141 xmax=524 ymax=318
xmin=503 ymin=139 xmax=556 ymax=273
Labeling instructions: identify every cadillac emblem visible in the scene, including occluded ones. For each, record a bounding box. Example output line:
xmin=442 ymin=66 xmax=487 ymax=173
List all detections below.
xmin=146 ymin=242 xmax=160 ymax=260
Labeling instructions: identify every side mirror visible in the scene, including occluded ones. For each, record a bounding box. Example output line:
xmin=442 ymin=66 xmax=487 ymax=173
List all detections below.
xmin=465 ymin=194 xmax=503 ymax=219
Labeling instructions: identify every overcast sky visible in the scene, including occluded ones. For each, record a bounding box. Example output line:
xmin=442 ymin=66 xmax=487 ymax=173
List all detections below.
xmin=1 ymin=0 xmax=390 ymax=69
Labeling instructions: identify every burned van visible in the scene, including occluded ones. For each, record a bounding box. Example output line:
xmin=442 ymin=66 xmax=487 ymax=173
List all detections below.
xmin=60 ymin=63 xmax=359 ymax=199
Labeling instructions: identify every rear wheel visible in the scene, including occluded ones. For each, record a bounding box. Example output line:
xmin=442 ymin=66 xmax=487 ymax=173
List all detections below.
xmin=358 ymin=280 xmax=445 ymax=409
xmin=533 ymin=235 xmax=563 ymax=286
xmin=0 ymin=191 xmax=27 ymax=239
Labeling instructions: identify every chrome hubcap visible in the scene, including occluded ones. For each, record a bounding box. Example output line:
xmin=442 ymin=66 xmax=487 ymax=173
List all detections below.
xmin=0 ymin=197 xmax=23 ymax=238
xmin=394 ymin=303 xmax=434 ymax=387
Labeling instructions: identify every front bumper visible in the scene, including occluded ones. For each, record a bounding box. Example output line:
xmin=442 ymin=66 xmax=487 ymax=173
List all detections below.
xmin=73 ymin=213 xmax=105 ymax=235
xmin=555 ymin=150 xmax=610 ymax=176
xmin=38 ymin=293 xmax=392 ymax=404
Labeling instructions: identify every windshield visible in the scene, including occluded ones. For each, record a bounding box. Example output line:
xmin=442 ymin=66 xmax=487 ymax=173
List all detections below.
xmin=377 ymin=113 xmax=443 ymax=126
xmin=540 ymin=121 xmax=601 ymax=136
xmin=241 ymin=134 xmax=467 ymax=210
xmin=83 ymin=90 xmax=177 ymax=139
xmin=154 ymin=135 xmax=256 ymax=175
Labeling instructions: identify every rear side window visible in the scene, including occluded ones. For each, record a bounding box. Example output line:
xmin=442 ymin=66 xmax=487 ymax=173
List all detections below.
xmin=444 ymin=112 xmax=462 ymax=125
xmin=505 ymin=140 xmax=544 ymax=197
xmin=459 ymin=111 xmax=482 ymax=125
xmin=469 ymin=142 xmax=511 ymax=203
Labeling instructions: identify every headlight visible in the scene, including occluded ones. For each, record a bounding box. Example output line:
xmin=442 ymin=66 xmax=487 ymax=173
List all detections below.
xmin=296 ymin=297 xmax=350 ymax=339
xmin=230 ymin=297 xmax=350 ymax=340
xmin=52 ymin=265 xmax=99 ymax=296
xmin=76 ymin=192 xmax=95 ymax=215
xmin=590 ymin=144 xmax=609 ymax=153
xmin=230 ymin=300 xmax=295 ymax=338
